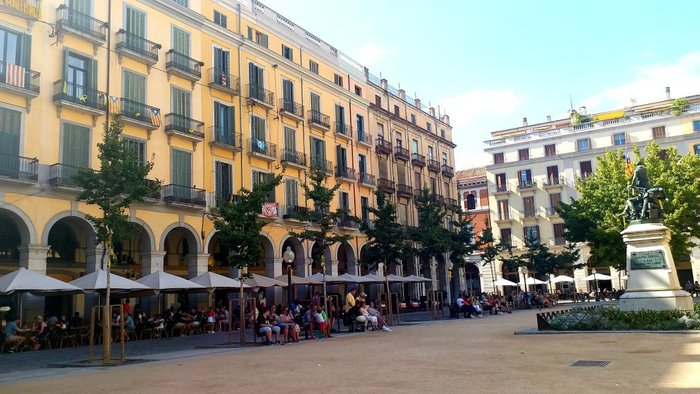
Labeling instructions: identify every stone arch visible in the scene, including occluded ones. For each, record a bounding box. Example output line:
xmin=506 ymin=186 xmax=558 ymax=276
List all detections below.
xmin=0 ymin=204 xmax=36 ymax=245
xmin=161 ymin=224 xmax=201 ymax=276
xmin=41 ymin=210 xmax=96 ymax=246
xmin=129 ymin=217 xmax=155 ymax=253
xmin=251 ymin=233 xmax=275 ymax=276
xmin=159 ymin=222 xmax=202 ymax=252
xmin=112 ymin=221 xmax=153 ymax=274
xmin=43 ymin=212 xmax=98 ymax=275
xmin=310 ymin=242 xmax=332 ymax=274
xmin=336 ymin=243 xmax=356 ymax=275
xmin=280 ymin=236 xmax=305 ymax=275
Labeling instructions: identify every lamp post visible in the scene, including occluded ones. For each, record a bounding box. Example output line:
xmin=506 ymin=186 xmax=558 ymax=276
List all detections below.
xmin=321 ymin=254 xmax=328 ymax=318
xmin=283 ymin=246 xmax=295 ymax=305
xmin=521 ymin=266 xmax=529 ymax=293
xmin=592 ymin=268 xmax=599 ymax=302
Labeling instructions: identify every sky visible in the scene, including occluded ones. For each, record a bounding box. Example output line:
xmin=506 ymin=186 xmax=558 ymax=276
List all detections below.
xmin=260 ymin=0 xmax=700 ymax=170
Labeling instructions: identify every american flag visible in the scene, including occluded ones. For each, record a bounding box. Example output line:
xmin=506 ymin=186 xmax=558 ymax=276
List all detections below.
xmin=6 ymin=63 xmax=25 ymax=88
xmin=150 ymin=107 xmax=162 ymax=127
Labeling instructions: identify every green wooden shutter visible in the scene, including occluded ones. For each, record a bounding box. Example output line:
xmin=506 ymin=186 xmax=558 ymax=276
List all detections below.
xmin=62 ymin=49 xmax=69 ymax=81
xmin=171 ymin=88 xmax=190 ymax=117
xmin=284 ymin=127 xmax=295 ymax=151
xmin=123 ymin=70 xmax=145 ymax=103
xmin=247 ymin=26 xmax=253 ymax=40
xmin=20 ymin=34 xmax=31 ymax=70
xmin=215 ymin=161 xmax=224 ymax=201
xmin=172 ymin=26 xmax=190 ymax=56
xmin=311 ymin=93 xmax=320 ymax=112
xmin=171 ymin=149 xmax=191 ymax=186
xmin=62 ymin=124 xmax=90 ymax=167
xmin=282 ymin=79 xmax=293 ymax=103
xmin=285 ymin=179 xmax=297 ymax=207
xmin=0 ymin=108 xmax=20 ymax=156
xmin=126 ymin=7 xmax=145 ymax=37
xmin=261 ymin=33 xmax=268 ymax=48
xmin=68 ymin=0 xmax=91 ymax=14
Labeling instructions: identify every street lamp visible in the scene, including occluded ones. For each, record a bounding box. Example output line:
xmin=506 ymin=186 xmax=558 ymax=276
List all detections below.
xmin=521 ymin=266 xmax=529 ymax=293
xmin=283 ymin=246 xmax=295 ymax=305
xmin=592 ymin=268 xmax=599 ymax=302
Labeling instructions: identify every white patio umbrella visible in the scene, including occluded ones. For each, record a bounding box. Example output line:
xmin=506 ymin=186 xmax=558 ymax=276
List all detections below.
xmin=404 ymin=275 xmax=432 ymax=283
xmin=493 ymin=278 xmax=518 ymax=287
xmin=386 ymin=274 xmax=409 ymax=283
xmin=361 ymin=273 xmax=385 ymax=283
xmin=135 ymin=271 xmax=208 ymax=293
xmin=583 ymin=273 xmax=612 ymax=281
xmin=274 ymin=274 xmax=319 ymax=285
xmin=232 ymin=273 xmax=287 ymax=288
xmin=518 ymin=277 xmax=547 ymax=286
xmin=69 ymin=269 xmax=153 ymax=296
xmin=191 ymin=272 xmax=250 ymax=290
xmin=551 ymin=275 xmax=576 ymax=284
xmin=338 ymin=273 xmax=374 ymax=283
xmin=306 ymin=272 xmax=351 ymax=284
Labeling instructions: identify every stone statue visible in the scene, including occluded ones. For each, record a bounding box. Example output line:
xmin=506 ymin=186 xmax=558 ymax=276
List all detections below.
xmin=621 ymin=160 xmax=666 ymax=221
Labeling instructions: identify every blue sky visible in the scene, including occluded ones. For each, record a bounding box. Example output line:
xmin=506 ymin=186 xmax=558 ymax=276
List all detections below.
xmin=261 ymin=0 xmax=700 ymax=169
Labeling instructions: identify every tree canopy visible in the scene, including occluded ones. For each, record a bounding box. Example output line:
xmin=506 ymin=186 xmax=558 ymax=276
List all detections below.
xmin=559 ymin=143 xmax=700 ymax=270
xmin=359 ymin=187 xmax=411 ymax=271
xmin=448 ymin=209 xmax=478 ymax=268
xmin=410 ymin=187 xmax=451 ymax=268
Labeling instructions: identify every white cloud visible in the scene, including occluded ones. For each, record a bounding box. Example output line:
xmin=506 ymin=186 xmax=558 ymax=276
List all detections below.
xmin=352 ymin=43 xmax=393 ymax=68
xmin=581 ymin=51 xmax=700 ymax=111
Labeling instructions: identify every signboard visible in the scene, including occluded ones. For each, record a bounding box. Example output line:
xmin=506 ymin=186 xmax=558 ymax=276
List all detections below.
xmin=630 ymin=250 xmax=666 ymax=270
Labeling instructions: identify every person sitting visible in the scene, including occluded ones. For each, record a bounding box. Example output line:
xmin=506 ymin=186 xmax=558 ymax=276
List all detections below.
xmin=216 ymin=307 xmax=230 ymax=332
xmin=206 ymin=307 xmax=217 ymax=334
xmin=31 ymin=315 xmax=48 ymax=349
xmin=357 ymin=301 xmax=378 ymax=330
xmin=69 ymin=312 xmax=84 ymax=328
xmin=174 ymin=309 xmax=195 ymax=336
xmin=256 ymin=308 xmax=280 ymax=345
xmin=368 ymin=302 xmax=391 ymax=332
xmin=3 ymin=316 xmax=37 ymax=352
xmin=121 ymin=313 xmax=135 ymax=341
xmin=277 ymin=306 xmax=299 ymax=343
xmin=313 ymin=305 xmax=330 ymax=339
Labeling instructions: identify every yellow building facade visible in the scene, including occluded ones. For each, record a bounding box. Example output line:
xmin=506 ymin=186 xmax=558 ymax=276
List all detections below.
xmin=0 ymin=0 xmax=456 ymax=314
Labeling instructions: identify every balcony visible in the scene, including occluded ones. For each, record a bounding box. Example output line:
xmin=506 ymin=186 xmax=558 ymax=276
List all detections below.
xmin=53 ymin=80 xmax=106 ymax=116
xmin=144 ymin=179 xmax=161 ymax=201
xmin=246 ymin=84 xmax=274 ymax=108
xmin=115 ymin=29 xmax=161 ymax=66
xmin=49 ymin=163 xmax=85 ymax=189
xmin=209 ymin=127 xmax=242 ymax=151
xmin=208 ymin=68 xmax=240 ymax=95
xmin=427 ymin=159 xmax=440 ymax=173
xmin=163 ymin=184 xmax=206 ymax=208
xmin=118 ymin=98 xmax=161 ymax=130
xmin=279 ymin=99 xmax=304 ymax=121
xmin=338 ymin=216 xmax=359 ymax=229
xmin=517 ymin=181 xmax=537 ymax=191
xmin=308 ymin=110 xmax=330 ymax=130
xmin=0 ymin=0 xmax=41 ymax=20
xmin=543 ymin=175 xmax=566 ymax=190
xmin=56 ymin=5 xmax=106 ymax=46
xmin=0 ymin=154 xmax=37 ymax=182
xmin=248 ymin=138 xmax=277 ymax=161
xmin=334 ymin=122 xmax=352 ymax=140
xmin=0 ymin=60 xmax=40 ymax=99
xmin=394 ymin=146 xmax=409 ymax=161
xmin=166 ymin=50 xmax=203 ymax=82
xmin=283 ymin=205 xmax=308 ymax=221
xmin=378 ymin=178 xmax=395 ymax=193
xmin=335 ymin=166 xmax=356 ymax=181
xmin=442 ymin=164 xmax=454 ymax=178
xmin=411 ymin=153 xmax=425 ymax=168
xmin=445 ymin=198 xmax=459 ymax=211
xmin=310 ymin=157 xmax=333 ymax=176
xmin=547 ymin=207 xmax=560 ymax=217
xmin=397 ymin=183 xmax=412 ymax=198
xmin=358 ymin=173 xmax=376 ymax=187
xmin=375 ymin=138 xmax=392 ymax=155
xmin=495 ymin=213 xmax=512 ymax=225
xmin=281 ymin=149 xmax=306 ymax=169
xmin=357 ymin=130 xmax=372 ymax=147
xmin=492 ymin=184 xmax=510 ymax=195
xmin=164 ymin=113 xmax=204 ymax=142
xmin=521 ymin=209 xmax=539 ymax=221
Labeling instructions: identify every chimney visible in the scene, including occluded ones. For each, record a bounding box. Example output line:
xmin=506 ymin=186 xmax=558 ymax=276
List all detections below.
xmin=665 ymin=86 xmax=671 ymax=100
xmin=522 ymin=117 xmax=528 ymax=126
xmin=546 ymin=115 xmax=552 ymax=122
xmin=380 ymin=78 xmax=388 ymax=90
xmin=398 ymin=89 xmax=406 ymax=100
xmin=442 ymin=114 xmax=450 ymax=125
xmin=415 ymin=98 xmax=421 ymax=108
xmin=579 ymin=106 xmax=587 ymax=115
xmin=429 ymin=107 xmax=436 ymax=117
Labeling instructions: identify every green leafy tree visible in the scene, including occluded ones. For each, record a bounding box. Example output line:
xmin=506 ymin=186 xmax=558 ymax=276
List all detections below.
xmin=359 ymin=187 xmax=410 ymax=272
xmin=553 ymin=242 xmax=583 ymax=273
xmin=73 ymin=120 xmax=159 ymax=362
xmin=449 ymin=208 xmax=478 ymax=268
xmin=559 ymin=143 xmax=700 ymax=270
xmin=410 ymin=187 xmax=451 ymax=272
xmin=501 ymin=233 xmax=557 ymax=278
xmin=477 ymin=225 xmax=510 ymax=291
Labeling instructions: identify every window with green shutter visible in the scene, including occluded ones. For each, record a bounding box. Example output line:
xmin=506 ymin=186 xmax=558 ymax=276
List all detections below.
xmin=171 ymin=0 xmax=188 ymax=7
xmin=122 ymin=137 xmax=145 ymax=166
xmin=252 ymin=170 xmax=275 ymax=202
xmin=125 ymin=6 xmax=146 ymax=37
xmin=213 ymin=101 xmax=235 ymax=145
xmin=171 ymin=26 xmax=190 ymax=57
xmin=171 ymin=87 xmax=191 ymax=117
xmin=213 ymin=10 xmax=227 ymax=28
xmin=251 ymin=115 xmax=265 ymax=140
xmin=68 ymin=0 xmax=91 ymax=14
xmin=285 ymin=179 xmax=298 ymax=208
xmin=0 ymin=107 xmax=21 ymax=158
xmin=214 ymin=160 xmax=232 ymax=203
xmin=62 ymin=123 xmax=90 ymax=168
xmin=122 ymin=70 xmax=145 ymax=104
xmin=171 ymin=149 xmax=191 ymax=186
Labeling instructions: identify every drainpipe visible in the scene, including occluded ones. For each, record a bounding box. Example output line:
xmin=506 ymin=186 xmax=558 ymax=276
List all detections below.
xmin=237 ymin=2 xmax=244 ymax=189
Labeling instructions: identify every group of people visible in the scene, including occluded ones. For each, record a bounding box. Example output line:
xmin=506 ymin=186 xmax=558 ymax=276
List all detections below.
xmin=454 ymin=291 xmax=512 ymax=318
xmin=684 ymin=280 xmax=700 ymax=297
xmin=344 ymin=288 xmax=392 ymax=332
xmin=2 ymin=311 xmax=86 ymax=353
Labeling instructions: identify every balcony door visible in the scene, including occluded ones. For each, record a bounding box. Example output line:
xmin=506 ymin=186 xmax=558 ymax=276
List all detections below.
xmin=62 ymin=123 xmax=90 ymax=168
xmin=64 ymin=51 xmax=96 ymax=103
xmin=248 ymin=62 xmax=264 ymax=97
xmin=214 ymin=101 xmax=234 ymax=144
xmin=171 ymin=149 xmax=192 ymax=204
xmin=310 ymin=137 xmax=325 ymax=167
xmin=125 ymin=6 xmax=145 ymax=38
xmin=171 ymin=87 xmax=191 ymax=131
xmin=282 ymin=79 xmax=294 ymax=111
xmin=67 ymin=0 xmax=92 ymax=32
xmin=122 ymin=70 xmax=145 ymax=117
xmin=284 ymin=127 xmax=296 ymax=161
xmin=213 ymin=47 xmax=230 ymax=85
xmin=285 ymin=179 xmax=298 ymax=208
xmin=171 ymin=26 xmax=190 ymax=57
xmin=214 ymin=161 xmax=232 ymax=204
xmin=0 ymin=108 xmax=21 ymax=176
xmin=358 ymin=154 xmax=366 ymax=175
xmin=310 ymin=92 xmax=320 ymax=121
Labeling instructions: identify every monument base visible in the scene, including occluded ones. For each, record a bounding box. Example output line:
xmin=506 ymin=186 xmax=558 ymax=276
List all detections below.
xmin=619 ymin=289 xmax=693 ymax=311
xmin=619 ymin=222 xmax=693 ymax=312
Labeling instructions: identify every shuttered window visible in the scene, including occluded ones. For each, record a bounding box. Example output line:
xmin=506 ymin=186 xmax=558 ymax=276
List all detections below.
xmin=171 ymin=149 xmax=191 ymax=187
xmin=250 ymin=115 xmax=266 ymax=140
xmin=213 ymin=47 xmax=230 ymax=74
xmin=171 ymin=87 xmax=191 ymax=117
xmin=248 ymin=62 xmax=264 ymax=89
xmin=0 ymin=107 xmax=21 ymax=157
xmin=252 ymin=170 xmax=275 ymax=202
xmin=125 ymin=6 xmax=145 ymax=37
xmin=335 ymin=104 xmax=345 ymax=125
xmin=215 ymin=161 xmax=232 ymax=203
xmin=122 ymin=137 xmax=145 ymax=166
xmin=171 ymin=26 xmax=190 ymax=56
xmin=122 ymin=70 xmax=145 ymax=103
xmin=284 ymin=127 xmax=295 ymax=150
xmin=310 ymin=93 xmax=320 ymax=113
xmin=62 ymin=123 xmax=90 ymax=168
xmin=213 ymin=101 xmax=235 ymax=144
xmin=282 ymin=79 xmax=294 ymax=106
xmin=285 ymin=179 xmax=298 ymax=207
xmin=68 ymin=0 xmax=91 ymax=14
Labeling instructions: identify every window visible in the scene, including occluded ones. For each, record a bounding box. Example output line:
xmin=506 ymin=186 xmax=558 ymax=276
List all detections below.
xmin=493 ymin=153 xmax=504 ymax=165
xmin=652 ymin=126 xmax=666 ymax=139
xmin=394 ymin=105 xmax=400 ymax=116
xmin=426 ymin=123 xmax=432 ymax=132
xmin=440 ymin=129 xmax=445 ymax=138
xmin=62 ymin=123 xmax=90 ymax=168
xmin=213 ymin=102 xmax=235 ymax=145
xmin=499 ymin=228 xmax=512 ymax=245
xmin=171 ymin=0 xmax=188 ymax=6
xmin=411 ymin=139 xmax=419 ymax=154
xmin=213 ymin=10 xmax=227 ymax=28
xmin=361 ymin=197 xmax=369 ymax=221
xmin=358 ymin=154 xmax=367 ymax=175
xmin=171 ymin=149 xmax=192 ymax=187
xmin=252 ymin=170 xmax=275 ymax=202
xmin=281 ymin=44 xmax=293 ymax=61
xmin=428 ymin=146 xmax=434 ymax=160
xmin=339 ymin=191 xmax=350 ymax=215
xmin=354 ymin=86 xmax=362 ymax=96
xmin=576 ymin=138 xmax=591 ymax=151
xmin=553 ymin=223 xmax=565 ymax=245
xmin=334 ymin=73 xmax=343 ymax=87
xmin=442 ymin=152 xmax=448 ymax=166
xmin=0 ymin=26 xmax=31 ymax=88
xmin=246 ymin=27 xmax=268 ymax=48
xmin=250 ymin=114 xmax=266 ymax=141
xmin=310 ymin=92 xmax=321 ymax=120
xmin=612 ymin=132 xmax=626 ymax=146
xmin=214 ymin=161 xmax=233 ymax=203
xmin=171 ymin=26 xmax=190 ymax=57
xmin=466 ymin=193 xmax=476 ymax=210
xmin=336 ymin=145 xmax=348 ymax=173
xmin=122 ymin=137 xmax=145 ymax=166
xmin=285 ymin=179 xmax=298 ymax=208
xmin=281 ymin=79 xmax=294 ymax=111
xmin=517 ymin=169 xmax=533 ymax=187
xmin=376 ymin=123 xmax=384 ymax=139
xmin=0 ymin=107 xmax=21 ymax=160
xmin=171 ymin=87 xmax=191 ymax=119
xmin=248 ymin=62 xmax=265 ymax=96
xmin=546 ymin=165 xmax=559 ymax=184
xmin=125 ymin=6 xmax=146 ymax=38
xmin=495 ymin=173 xmax=507 ymax=192
xmin=524 ymin=225 xmax=540 ymax=242
xmin=549 ymin=193 xmax=561 ymax=210
xmin=579 ymin=160 xmax=592 ymax=179
xmin=356 ymin=114 xmax=365 ymax=141
xmin=122 ymin=70 xmax=145 ymax=114
xmin=395 ymin=132 xmax=402 ymax=147
xmin=283 ymin=127 xmax=296 ymax=160
xmin=695 ymin=144 xmax=700 ymax=155
xmin=518 ymin=148 xmax=529 ymax=161
xmin=310 ymin=136 xmax=326 ymax=166
xmin=410 ymin=114 xmax=416 ymax=124
xmin=212 ymin=47 xmax=231 ymax=85
xmin=430 ymin=177 xmax=437 ymax=193
xmin=309 ymin=60 xmax=319 ymax=74
xmin=544 ymin=144 xmax=556 ymax=157
xmin=375 ymin=95 xmax=381 ymax=106
xmin=694 ymin=120 xmax=700 ymax=132
xmin=64 ymin=51 xmax=98 ymax=102
xmin=497 ymin=200 xmax=509 ymax=220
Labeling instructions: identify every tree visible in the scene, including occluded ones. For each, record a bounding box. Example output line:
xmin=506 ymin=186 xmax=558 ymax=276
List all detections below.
xmin=359 ymin=187 xmax=410 ymax=272
xmin=559 ymin=143 xmax=700 ymax=270
xmin=477 ymin=225 xmax=510 ymax=293
xmin=449 ymin=208 xmax=478 ymax=269
xmin=73 ymin=120 xmax=159 ymax=363
xmin=209 ymin=173 xmax=281 ymax=342
xmin=501 ymin=233 xmax=557 ymax=279
xmin=410 ymin=187 xmax=451 ymax=277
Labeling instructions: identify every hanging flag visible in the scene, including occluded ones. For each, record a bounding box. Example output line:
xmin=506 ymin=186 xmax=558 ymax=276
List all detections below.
xmin=62 ymin=80 xmax=68 ymax=94
xmin=149 ymin=107 xmax=162 ymax=127
xmin=625 ymin=156 xmax=633 ymax=178
xmin=108 ymin=96 xmax=120 ymax=114
xmin=5 ymin=63 xmax=25 ymax=88
xmin=261 ymin=202 xmax=277 ymax=218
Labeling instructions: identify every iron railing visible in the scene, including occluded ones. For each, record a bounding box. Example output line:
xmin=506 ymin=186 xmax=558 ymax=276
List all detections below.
xmin=166 ymin=50 xmax=203 ymax=79
xmin=163 ymin=184 xmax=206 ymax=207
xmin=522 ymin=209 xmax=538 ymax=218
xmin=49 ymin=163 xmax=85 ymax=188
xmin=357 ymin=130 xmax=371 ymax=145
xmin=308 ymin=109 xmax=330 ymax=129
xmin=249 ymin=138 xmax=277 ymax=158
xmin=397 ymin=183 xmax=412 ymax=197
xmin=279 ymin=98 xmax=303 ymax=118
xmin=378 ymin=178 xmax=395 ymax=193
xmin=281 ymin=148 xmax=306 ymax=166
xmin=310 ymin=157 xmax=333 ymax=175
xmin=375 ymin=138 xmax=392 ymax=155
xmin=427 ymin=159 xmax=440 ymax=172
xmin=210 ymin=126 xmax=241 ymax=149
xmin=411 ymin=153 xmax=425 ymax=167
xmin=338 ymin=216 xmax=359 ymax=229
xmin=518 ymin=181 xmax=537 ymax=190
xmin=394 ymin=146 xmax=409 ymax=161
xmin=247 ymin=84 xmax=274 ymax=106
xmin=116 ymin=29 xmax=161 ymax=63
xmin=0 ymin=154 xmax=37 ymax=181
xmin=334 ymin=121 xmax=352 ymax=138
xmin=120 ymin=98 xmax=160 ymax=127
xmin=441 ymin=164 xmax=454 ymax=177
xmin=53 ymin=79 xmax=106 ymax=111
xmin=208 ymin=68 xmax=239 ymax=94
xmin=358 ymin=172 xmax=376 ymax=186
xmin=164 ymin=113 xmax=204 ymax=139
xmin=0 ymin=60 xmax=39 ymax=94
xmin=335 ymin=166 xmax=356 ymax=180
xmin=56 ymin=5 xmax=106 ymax=42
xmin=0 ymin=0 xmax=41 ymax=19
xmin=283 ymin=205 xmax=308 ymax=220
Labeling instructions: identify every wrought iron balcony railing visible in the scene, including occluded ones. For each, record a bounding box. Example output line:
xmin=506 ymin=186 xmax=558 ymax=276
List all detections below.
xmin=308 ymin=109 xmax=330 ymax=129
xmin=378 ymin=178 xmax=395 ymax=193
xmin=334 ymin=122 xmax=352 ymax=138
xmin=249 ymin=138 xmax=277 ymax=159
xmin=0 ymin=60 xmax=39 ymax=96
xmin=115 ymin=29 xmax=161 ymax=64
xmin=166 ymin=50 xmax=203 ymax=80
xmin=49 ymin=163 xmax=87 ymax=188
xmin=210 ymin=126 xmax=242 ymax=149
xmin=0 ymin=0 xmax=41 ymax=19
xmin=279 ymin=98 xmax=304 ymax=119
xmin=120 ymin=98 xmax=161 ymax=128
xmin=246 ymin=84 xmax=274 ymax=107
xmin=335 ymin=166 xmax=356 ymax=180
xmin=281 ymin=149 xmax=306 ymax=167
xmin=358 ymin=172 xmax=376 ymax=187
xmin=163 ymin=184 xmax=206 ymax=207
xmin=164 ymin=113 xmax=204 ymax=139
xmin=397 ymin=183 xmax=412 ymax=197
xmin=394 ymin=146 xmax=409 ymax=161
xmin=53 ymin=79 xmax=106 ymax=113
xmin=208 ymin=68 xmax=240 ymax=94
xmin=375 ymin=138 xmax=392 ymax=155
xmin=357 ymin=130 xmax=371 ymax=145
xmin=283 ymin=205 xmax=308 ymax=220
xmin=411 ymin=153 xmax=425 ymax=167
xmin=56 ymin=5 xmax=106 ymax=44
xmin=427 ymin=159 xmax=440 ymax=172
xmin=310 ymin=157 xmax=333 ymax=175
xmin=0 ymin=153 xmax=37 ymax=181
xmin=441 ymin=164 xmax=454 ymax=178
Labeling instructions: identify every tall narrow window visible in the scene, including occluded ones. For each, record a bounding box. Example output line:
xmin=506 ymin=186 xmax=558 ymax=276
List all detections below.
xmin=579 ymin=160 xmax=592 ymax=179
xmin=518 ymin=148 xmax=529 ymax=161
xmin=281 ymin=44 xmax=293 ymax=61
xmin=171 ymin=149 xmax=192 ymax=187
xmin=122 ymin=137 xmax=145 ymax=166
xmin=213 ymin=102 xmax=235 ymax=146
xmin=546 ymin=166 xmax=559 ymax=185
xmin=309 ymin=60 xmax=319 ymax=74
xmin=213 ymin=47 xmax=231 ymax=87
xmin=361 ymin=196 xmax=369 ymax=221
xmin=248 ymin=62 xmax=264 ymax=99
xmin=214 ymin=161 xmax=232 ymax=204
xmin=493 ymin=152 xmax=504 ymax=164
xmin=285 ymin=179 xmax=298 ymax=208
xmin=652 ymin=126 xmax=666 ymax=139
xmin=62 ymin=123 xmax=90 ymax=168
xmin=544 ymin=144 xmax=556 ymax=157
xmin=0 ymin=108 xmax=21 ymax=165
xmin=282 ymin=79 xmax=294 ymax=112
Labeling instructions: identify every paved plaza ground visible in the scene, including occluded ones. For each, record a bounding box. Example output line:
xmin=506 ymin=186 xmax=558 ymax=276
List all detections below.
xmin=1 ymin=306 xmax=699 ymax=393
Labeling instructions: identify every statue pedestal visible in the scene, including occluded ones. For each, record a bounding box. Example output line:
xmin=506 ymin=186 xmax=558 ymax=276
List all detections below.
xmin=619 ymin=222 xmax=693 ymax=311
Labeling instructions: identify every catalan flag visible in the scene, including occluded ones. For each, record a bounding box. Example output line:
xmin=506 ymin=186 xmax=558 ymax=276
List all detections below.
xmin=149 ymin=107 xmax=162 ymax=127
xmin=108 ymin=96 xmax=121 ymax=114
xmin=625 ymin=155 xmax=633 ymax=178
